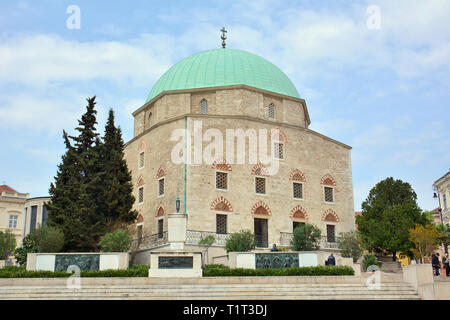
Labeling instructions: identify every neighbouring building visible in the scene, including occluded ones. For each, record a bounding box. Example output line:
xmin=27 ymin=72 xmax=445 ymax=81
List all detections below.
xmin=23 ymin=196 xmax=51 ymax=238
xmin=0 ymin=185 xmax=50 ymax=247
xmin=0 ymin=185 xmax=29 ymax=246
xmin=433 ymin=171 xmax=450 ymax=228
xmin=124 ymin=45 xmax=356 ymax=263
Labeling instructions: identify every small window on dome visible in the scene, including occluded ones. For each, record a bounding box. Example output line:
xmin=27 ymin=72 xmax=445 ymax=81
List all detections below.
xmin=149 ymin=112 xmax=153 ymax=127
xmin=268 ymin=103 xmax=275 ymax=119
xmin=200 ymin=99 xmax=208 ymax=115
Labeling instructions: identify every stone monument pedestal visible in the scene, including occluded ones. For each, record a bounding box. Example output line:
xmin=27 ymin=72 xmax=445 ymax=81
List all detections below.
xmin=148 ymin=212 xmax=203 ymax=277
xmin=148 ymin=251 xmax=202 ymax=278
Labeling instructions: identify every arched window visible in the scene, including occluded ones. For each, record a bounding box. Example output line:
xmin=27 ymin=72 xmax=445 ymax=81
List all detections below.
xmin=268 ymin=103 xmax=275 ymax=119
xmin=200 ymin=99 xmax=208 ymax=114
xmin=149 ymin=112 xmax=153 ymax=127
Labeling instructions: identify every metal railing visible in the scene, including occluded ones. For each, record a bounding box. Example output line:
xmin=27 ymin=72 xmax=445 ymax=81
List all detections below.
xmin=186 ymin=230 xmax=230 ymax=246
xmin=279 ymin=232 xmax=340 ymax=249
xmin=131 ymin=231 xmax=168 ymax=250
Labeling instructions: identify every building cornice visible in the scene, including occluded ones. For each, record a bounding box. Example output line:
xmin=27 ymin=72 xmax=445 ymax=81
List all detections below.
xmin=125 ymin=113 xmax=351 ymax=150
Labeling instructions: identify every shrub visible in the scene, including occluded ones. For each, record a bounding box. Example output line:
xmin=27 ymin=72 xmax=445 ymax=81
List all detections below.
xmin=0 ymin=265 xmax=150 ymax=278
xmin=338 ymin=230 xmax=363 ymax=262
xmin=0 ymin=230 xmax=16 ymax=260
xmin=13 ymin=234 xmax=38 ymax=266
xmin=362 ymin=254 xmax=381 ymax=271
xmin=202 ymin=264 xmax=354 ymax=277
xmin=32 ymin=226 xmax=65 ymax=253
xmin=99 ymin=229 xmax=132 ymax=252
xmin=225 ymin=230 xmax=257 ymax=253
xmin=292 ymin=223 xmax=321 ymax=251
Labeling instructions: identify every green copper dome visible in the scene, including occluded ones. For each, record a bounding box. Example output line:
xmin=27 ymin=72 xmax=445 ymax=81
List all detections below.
xmin=146 ymin=49 xmax=300 ymax=102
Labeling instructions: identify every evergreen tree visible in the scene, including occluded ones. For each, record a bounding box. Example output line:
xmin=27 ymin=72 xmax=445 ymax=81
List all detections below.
xmin=48 ymin=97 xmax=103 ymax=252
xmin=47 ymin=97 xmax=137 ymax=252
xmin=356 ymin=177 xmax=429 ymax=261
xmin=99 ymin=109 xmax=138 ymax=230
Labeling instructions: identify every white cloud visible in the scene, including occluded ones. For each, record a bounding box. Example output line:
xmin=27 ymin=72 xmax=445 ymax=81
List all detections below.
xmin=0 ymin=33 xmax=174 ymax=87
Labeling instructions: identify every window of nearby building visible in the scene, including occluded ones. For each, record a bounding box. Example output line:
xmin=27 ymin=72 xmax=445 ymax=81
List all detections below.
xmin=8 ymin=215 xmax=18 ymax=229
xmin=158 ymin=178 xmax=165 ymax=197
xmin=42 ymin=205 xmax=48 ymax=226
xmin=293 ymin=182 xmax=303 ymax=199
xmin=293 ymin=221 xmax=305 ymax=233
xmin=444 ymin=193 xmax=448 ymax=210
xmin=30 ymin=205 xmax=37 ymax=233
xmin=273 ymin=142 xmax=284 ymax=160
xmin=216 ymin=214 xmax=227 ymax=234
xmin=200 ymin=99 xmax=208 ymax=114
xmin=158 ymin=219 xmax=164 ymax=239
xmin=216 ymin=171 xmax=228 ymax=190
xmin=324 ymin=186 xmax=334 ymax=203
xmin=138 ymin=187 xmax=144 ymax=203
xmin=268 ymin=103 xmax=275 ymax=119
xmin=139 ymin=152 xmax=145 ymax=169
xmin=255 ymin=177 xmax=266 ymax=194
xmin=326 ymin=225 xmax=336 ymax=243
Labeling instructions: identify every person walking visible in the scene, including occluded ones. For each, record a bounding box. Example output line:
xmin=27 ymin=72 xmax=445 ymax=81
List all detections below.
xmin=444 ymin=253 xmax=450 ymax=277
xmin=432 ymin=253 xmax=441 ymax=276
xmin=327 ymin=253 xmax=336 ymax=266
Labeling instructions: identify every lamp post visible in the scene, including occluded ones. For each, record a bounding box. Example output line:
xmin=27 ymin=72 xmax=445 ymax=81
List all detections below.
xmin=176 ymin=196 xmax=180 ymax=214
xmin=433 ymin=191 xmax=444 ymax=225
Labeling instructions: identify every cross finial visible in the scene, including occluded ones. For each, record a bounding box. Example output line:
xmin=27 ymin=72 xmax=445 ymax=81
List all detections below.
xmin=220 ymin=27 xmax=227 ymax=48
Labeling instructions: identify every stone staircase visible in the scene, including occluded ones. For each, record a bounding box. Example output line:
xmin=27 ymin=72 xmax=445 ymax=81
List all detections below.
xmin=0 ymin=276 xmax=421 ymax=300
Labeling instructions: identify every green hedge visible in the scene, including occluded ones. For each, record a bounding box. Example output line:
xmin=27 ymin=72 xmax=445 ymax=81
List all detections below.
xmin=0 ymin=265 xmax=150 ymax=278
xmin=202 ymin=264 xmax=355 ymax=276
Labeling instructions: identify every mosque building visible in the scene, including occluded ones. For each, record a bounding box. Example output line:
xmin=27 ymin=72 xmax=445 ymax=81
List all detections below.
xmin=124 ymin=31 xmax=355 ymax=261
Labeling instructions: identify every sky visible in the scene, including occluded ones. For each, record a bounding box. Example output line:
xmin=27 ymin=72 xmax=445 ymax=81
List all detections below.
xmin=0 ymin=0 xmax=449 ymax=211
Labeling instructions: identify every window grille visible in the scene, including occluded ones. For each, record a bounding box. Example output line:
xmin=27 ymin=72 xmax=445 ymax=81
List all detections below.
xmin=324 ymin=187 xmax=334 ymax=203
xmin=158 ymin=219 xmax=164 ymax=239
xmin=216 ymin=172 xmax=228 ymax=190
xmin=200 ymin=99 xmax=208 ymax=114
xmin=216 ymin=214 xmax=227 ymax=234
xmin=268 ymin=103 xmax=275 ymax=119
xmin=327 ymin=225 xmax=336 ymax=243
xmin=255 ymin=177 xmax=266 ymax=194
xmin=293 ymin=182 xmax=303 ymax=199
xmin=139 ymin=152 xmax=145 ymax=168
xmin=138 ymin=187 xmax=144 ymax=203
xmin=273 ymin=143 xmax=284 ymax=159
xmin=158 ymin=178 xmax=165 ymax=196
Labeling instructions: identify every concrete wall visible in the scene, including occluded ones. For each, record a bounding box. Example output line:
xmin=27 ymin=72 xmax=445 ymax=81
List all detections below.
xmin=26 ymin=253 xmax=129 ymax=271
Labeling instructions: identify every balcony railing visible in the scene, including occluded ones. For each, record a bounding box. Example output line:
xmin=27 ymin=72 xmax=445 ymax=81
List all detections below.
xmin=279 ymin=232 xmax=340 ymax=250
xmin=186 ymin=230 xmax=230 ymax=246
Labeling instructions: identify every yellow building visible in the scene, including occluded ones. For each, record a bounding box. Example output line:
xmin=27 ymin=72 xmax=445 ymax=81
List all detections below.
xmin=433 ymin=171 xmax=450 ymax=228
xmin=0 ymin=185 xmax=29 ymax=247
